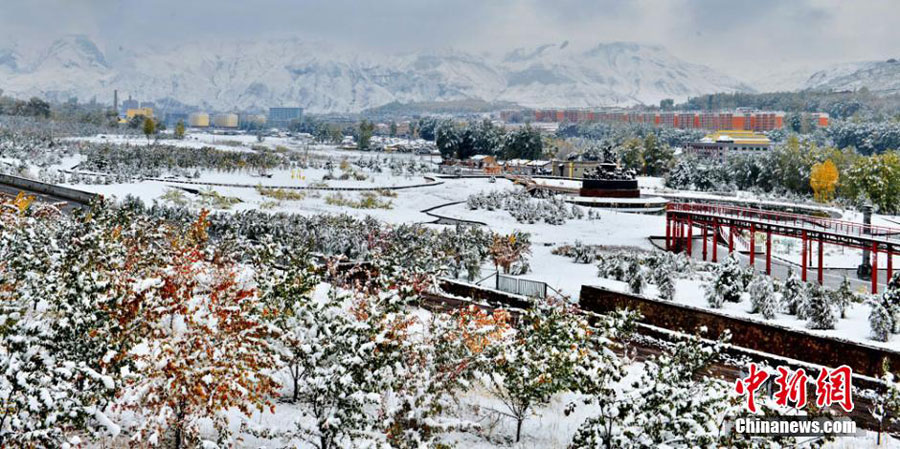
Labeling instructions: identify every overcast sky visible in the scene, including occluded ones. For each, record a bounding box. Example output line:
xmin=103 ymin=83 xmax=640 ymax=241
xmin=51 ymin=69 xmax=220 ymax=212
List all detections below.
xmin=2 ymin=0 xmax=898 ymax=81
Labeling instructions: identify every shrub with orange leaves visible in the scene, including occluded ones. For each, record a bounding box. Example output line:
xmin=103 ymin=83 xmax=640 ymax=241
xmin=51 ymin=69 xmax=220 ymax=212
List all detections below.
xmin=490 ymin=231 xmax=532 ymax=274
xmin=12 ymin=191 xmax=35 ymax=214
xmin=452 ymin=306 xmax=512 ymax=354
xmin=119 ymin=218 xmax=281 ymax=448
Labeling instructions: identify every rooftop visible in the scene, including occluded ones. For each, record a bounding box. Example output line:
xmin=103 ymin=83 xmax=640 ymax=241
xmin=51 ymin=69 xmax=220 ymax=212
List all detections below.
xmin=701 ymin=130 xmax=771 ymax=145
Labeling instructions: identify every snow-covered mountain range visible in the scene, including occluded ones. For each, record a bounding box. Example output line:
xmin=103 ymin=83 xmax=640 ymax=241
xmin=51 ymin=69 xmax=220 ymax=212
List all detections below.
xmin=3 ymin=36 xmax=896 ymax=113
xmin=803 ymin=59 xmax=900 ymax=94
xmin=752 ymin=59 xmax=900 ymax=94
xmin=0 ymin=36 xmax=755 ymax=113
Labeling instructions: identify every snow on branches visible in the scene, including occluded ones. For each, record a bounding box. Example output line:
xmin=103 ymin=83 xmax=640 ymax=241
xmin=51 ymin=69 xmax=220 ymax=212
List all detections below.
xmin=467 ymin=189 xmax=589 ymax=225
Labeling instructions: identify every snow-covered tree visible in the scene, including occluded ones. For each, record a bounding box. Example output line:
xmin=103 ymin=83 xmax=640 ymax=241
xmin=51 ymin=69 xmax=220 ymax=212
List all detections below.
xmin=120 ymin=214 xmax=282 ymax=448
xmin=653 ymin=265 xmax=676 ymax=301
xmin=870 ymin=300 xmax=894 ymax=342
xmin=806 ymin=284 xmax=837 ymax=330
xmin=479 ymin=303 xmax=596 ymax=443
xmin=248 ymin=287 xmax=391 ymax=449
xmin=569 ymin=331 xmax=744 ymax=448
xmin=0 ymin=202 xmax=133 ymax=447
xmin=489 ymin=231 xmax=531 ymax=275
xmin=705 ymin=254 xmax=744 ymax=308
xmin=626 ymin=258 xmax=645 ymax=295
xmin=832 ymin=276 xmax=855 ymax=319
xmin=252 ymin=237 xmax=321 ymax=403
xmin=870 ymin=369 xmax=900 ymax=443
xmin=748 ymin=276 xmax=778 ymax=319
xmin=782 ymin=268 xmax=808 ymax=317
xmin=880 ymin=272 xmax=900 ymax=334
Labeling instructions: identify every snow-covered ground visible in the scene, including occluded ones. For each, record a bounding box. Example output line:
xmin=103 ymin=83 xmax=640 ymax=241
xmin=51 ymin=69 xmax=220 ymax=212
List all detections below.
xmin=593 ymin=273 xmax=897 ymax=352
xmin=7 ymin=132 xmax=900 ymax=448
xmin=46 ymin=135 xmax=900 ymax=349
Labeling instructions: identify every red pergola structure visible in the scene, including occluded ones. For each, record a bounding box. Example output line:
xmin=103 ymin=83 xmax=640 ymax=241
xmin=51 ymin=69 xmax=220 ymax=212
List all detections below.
xmin=664 ymin=203 xmax=900 ymax=293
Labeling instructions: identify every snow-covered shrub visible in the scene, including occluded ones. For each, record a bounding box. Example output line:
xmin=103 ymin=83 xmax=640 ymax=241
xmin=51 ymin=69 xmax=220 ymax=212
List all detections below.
xmin=704 ymin=254 xmax=744 ymax=308
xmin=748 ymin=276 xmax=778 ymax=319
xmin=832 ymin=276 xmax=855 ymax=319
xmin=597 ymin=253 xmax=627 ymax=281
xmin=782 ymin=268 xmax=808 ymax=317
xmin=626 ymin=258 xmax=645 ymax=295
xmin=806 ymin=284 xmax=836 ymax=330
xmin=869 ymin=301 xmax=893 ymax=342
xmin=466 ymin=189 xmax=587 ymax=225
xmin=570 ymin=240 xmax=596 ymax=264
xmin=654 ymin=267 xmax=676 ymax=301
xmin=570 ymin=203 xmax=585 ymax=220
xmin=568 ymin=330 xmax=777 ymax=448
xmin=479 ymin=303 xmax=621 ymax=443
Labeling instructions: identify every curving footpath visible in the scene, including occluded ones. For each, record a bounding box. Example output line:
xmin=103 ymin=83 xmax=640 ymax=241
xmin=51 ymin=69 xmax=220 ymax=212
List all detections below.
xmin=419 ymin=201 xmax=488 ymax=226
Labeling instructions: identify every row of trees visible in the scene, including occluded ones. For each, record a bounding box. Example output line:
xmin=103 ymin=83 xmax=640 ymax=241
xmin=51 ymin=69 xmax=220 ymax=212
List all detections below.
xmin=466 ymin=189 xmax=590 ymax=225
xmin=590 ymin=246 xmax=895 ymax=342
xmin=0 ymin=196 xmax=523 ymax=448
xmin=2 ymin=194 xmax=817 ymax=448
xmin=666 ymin=136 xmax=900 ymax=213
xmin=680 ymin=88 xmax=900 ymax=121
xmin=0 ymin=93 xmax=51 ymax=118
xmin=704 ymin=255 xmax=856 ymax=330
xmin=556 ymin=122 xmax=704 ymax=148
xmin=432 ymin=119 xmax=544 ymax=160
xmin=826 ymin=120 xmax=900 ymax=155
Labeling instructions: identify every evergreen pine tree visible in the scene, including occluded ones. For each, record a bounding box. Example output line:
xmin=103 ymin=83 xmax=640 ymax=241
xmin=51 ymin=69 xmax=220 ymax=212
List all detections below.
xmin=881 ymin=272 xmax=900 ymax=334
xmin=783 ymin=268 xmax=808 ymax=317
xmin=749 ymin=276 xmax=777 ymax=319
xmin=627 ymin=258 xmax=645 ymax=295
xmin=807 ymin=284 xmax=837 ymax=330
xmin=870 ymin=301 xmax=893 ymax=342
xmin=142 ymin=116 xmax=155 ymax=142
xmin=655 ymin=266 xmax=676 ymax=301
xmin=833 ymin=276 xmax=855 ymax=319
xmin=174 ymin=120 xmax=186 ymax=139
xmin=705 ymin=254 xmax=743 ymax=308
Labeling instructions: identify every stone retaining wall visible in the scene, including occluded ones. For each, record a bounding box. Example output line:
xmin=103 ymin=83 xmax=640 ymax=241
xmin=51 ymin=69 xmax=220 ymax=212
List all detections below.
xmin=580 ymin=285 xmax=900 ymax=378
xmin=0 ymin=173 xmax=99 ymax=204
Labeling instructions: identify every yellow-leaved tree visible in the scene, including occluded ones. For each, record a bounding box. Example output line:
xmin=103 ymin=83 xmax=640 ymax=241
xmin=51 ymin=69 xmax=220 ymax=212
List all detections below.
xmin=810 ymin=159 xmax=839 ymax=202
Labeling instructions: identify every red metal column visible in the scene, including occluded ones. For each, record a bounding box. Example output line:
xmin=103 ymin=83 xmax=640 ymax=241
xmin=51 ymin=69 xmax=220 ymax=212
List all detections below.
xmin=676 ymin=219 xmax=681 ymax=251
xmin=872 ymin=242 xmax=879 ymax=294
xmin=702 ymin=224 xmax=708 ymax=261
xmin=687 ymin=219 xmax=693 ymax=257
xmin=817 ymin=239 xmax=824 ymax=285
xmin=801 ymin=230 xmax=808 ymax=282
xmin=749 ymin=224 xmax=756 ymax=268
xmin=712 ymin=220 xmax=719 ymax=262
xmin=765 ymin=230 xmax=772 ymax=275
xmin=889 ymin=247 xmax=894 ymax=283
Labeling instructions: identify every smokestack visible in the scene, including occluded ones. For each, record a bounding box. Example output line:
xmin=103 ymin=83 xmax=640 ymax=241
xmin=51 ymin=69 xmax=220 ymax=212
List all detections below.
xmin=113 ymin=90 xmax=118 ymax=115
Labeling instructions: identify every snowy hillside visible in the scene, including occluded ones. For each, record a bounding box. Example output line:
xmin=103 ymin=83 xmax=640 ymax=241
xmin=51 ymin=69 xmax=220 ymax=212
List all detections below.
xmin=754 ymin=59 xmax=900 ymax=94
xmin=497 ymin=41 xmax=755 ymax=108
xmin=804 ymin=59 xmax=900 ymax=94
xmin=0 ymin=36 xmax=753 ymax=113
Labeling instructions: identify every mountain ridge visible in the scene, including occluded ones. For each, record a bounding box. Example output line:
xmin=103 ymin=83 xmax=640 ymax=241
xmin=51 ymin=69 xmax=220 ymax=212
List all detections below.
xmin=1 ymin=36 xmax=755 ymax=113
